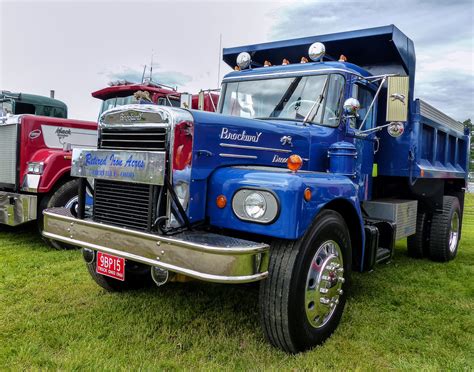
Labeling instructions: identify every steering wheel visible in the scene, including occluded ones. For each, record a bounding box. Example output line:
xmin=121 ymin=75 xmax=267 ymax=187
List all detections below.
xmin=283 ymin=100 xmax=337 ymax=122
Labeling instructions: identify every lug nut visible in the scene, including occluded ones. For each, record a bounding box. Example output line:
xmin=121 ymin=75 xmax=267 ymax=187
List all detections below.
xmin=338 ymin=277 xmax=345 ymax=284
xmin=338 ymin=289 xmax=343 ymax=295
xmin=320 ymin=297 xmax=330 ymax=305
xmin=320 ymin=288 xmax=328 ymax=294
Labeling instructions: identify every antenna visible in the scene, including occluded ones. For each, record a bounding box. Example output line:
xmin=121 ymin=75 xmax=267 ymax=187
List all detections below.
xmin=217 ymin=34 xmax=222 ymax=87
xmin=141 ymin=65 xmax=147 ymax=83
xmin=150 ymin=50 xmax=154 ymax=81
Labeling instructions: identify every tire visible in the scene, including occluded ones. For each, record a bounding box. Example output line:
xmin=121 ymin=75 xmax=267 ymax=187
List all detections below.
xmin=38 ymin=179 xmax=80 ymax=249
xmin=428 ymin=196 xmax=461 ymax=262
xmin=86 ymin=252 xmax=153 ymax=292
xmin=407 ymin=211 xmax=430 ymax=258
xmin=259 ymin=210 xmax=351 ymax=353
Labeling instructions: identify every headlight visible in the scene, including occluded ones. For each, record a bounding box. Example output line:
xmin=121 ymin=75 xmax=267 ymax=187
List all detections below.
xmin=232 ymin=189 xmax=279 ymax=224
xmin=27 ymin=162 xmax=44 ymax=175
xmin=244 ymin=192 xmax=266 ymax=219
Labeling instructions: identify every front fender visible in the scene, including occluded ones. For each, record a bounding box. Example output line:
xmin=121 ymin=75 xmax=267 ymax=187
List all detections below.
xmin=207 ymin=166 xmax=362 ymax=240
xmin=23 ymin=149 xmax=72 ymax=193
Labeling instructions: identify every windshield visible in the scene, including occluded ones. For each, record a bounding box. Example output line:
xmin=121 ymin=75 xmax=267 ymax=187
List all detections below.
xmin=221 ymin=74 xmax=344 ymax=126
xmin=99 ymin=92 xmax=180 ymax=117
xmin=0 ymin=100 xmax=13 ymax=117
xmin=220 ymin=74 xmax=345 ymax=126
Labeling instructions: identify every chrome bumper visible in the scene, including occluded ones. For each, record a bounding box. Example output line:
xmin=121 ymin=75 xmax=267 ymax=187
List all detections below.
xmin=42 ymin=208 xmax=270 ymax=283
xmin=0 ymin=192 xmax=37 ymax=226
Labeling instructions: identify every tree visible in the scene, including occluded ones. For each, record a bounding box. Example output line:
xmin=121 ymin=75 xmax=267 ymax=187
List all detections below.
xmin=464 ymin=119 xmax=473 ymax=174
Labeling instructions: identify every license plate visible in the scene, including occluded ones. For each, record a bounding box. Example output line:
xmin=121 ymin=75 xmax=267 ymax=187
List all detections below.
xmin=96 ymin=252 xmax=125 ymax=281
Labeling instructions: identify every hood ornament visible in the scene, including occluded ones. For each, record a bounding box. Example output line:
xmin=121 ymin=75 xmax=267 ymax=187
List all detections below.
xmin=280 ymin=135 xmax=293 ymax=147
xmin=390 ymin=93 xmax=406 ymax=105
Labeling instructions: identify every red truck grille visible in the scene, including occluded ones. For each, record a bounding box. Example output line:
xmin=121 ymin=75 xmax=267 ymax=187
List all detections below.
xmin=93 ymin=179 xmax=153 ymax=231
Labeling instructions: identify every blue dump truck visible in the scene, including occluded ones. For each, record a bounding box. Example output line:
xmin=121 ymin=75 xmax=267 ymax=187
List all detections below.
xmin=42 ymin=25 xmax=470 ymax=353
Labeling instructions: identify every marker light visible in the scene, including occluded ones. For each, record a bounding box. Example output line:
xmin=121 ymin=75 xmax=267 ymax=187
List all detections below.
xmin=216 ymin=195 xmax=227 ymax=209
xmin=234 ymin=66 xmax=241 ymax=71
xmin=308 ymin=42 xmax=325 ymax=61
xmin=304 ymin=188 xmax=312 ymax=202
xmin=236 ymin=52 xmax=251 ymax=70
xmin=300 ymin=57 xmax=309 ymax=64
xmin=282 ymin=58 xmax=290 ymax=65
xmin=287 ymin=154 xmax=303 ymax=172
xmin=338 ymin=54 xmax=347 ymax=62
xmin=264 ymin=60 xmax=272 ymax=67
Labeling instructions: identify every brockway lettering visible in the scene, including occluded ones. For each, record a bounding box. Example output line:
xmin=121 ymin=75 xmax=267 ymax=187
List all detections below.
xmin=220 ymin=127 xmax=262 ymax=143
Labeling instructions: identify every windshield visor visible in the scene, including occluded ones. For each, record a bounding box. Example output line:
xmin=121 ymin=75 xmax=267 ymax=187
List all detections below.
xmin=220 ymin=74 xmax=345 ymax=126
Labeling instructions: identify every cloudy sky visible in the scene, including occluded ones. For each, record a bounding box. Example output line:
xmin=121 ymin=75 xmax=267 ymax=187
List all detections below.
xmin=1 ymin=0 xmax=473 ymax=122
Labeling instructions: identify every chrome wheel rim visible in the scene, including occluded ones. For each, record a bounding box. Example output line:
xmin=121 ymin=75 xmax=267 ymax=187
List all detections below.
xmin=64 ymin=196 xmax=78 ymax=209
xmin=305 ymin=240 xmax=344 ymax=329
xmin=449 ymin=211 xmax=460 ymax=253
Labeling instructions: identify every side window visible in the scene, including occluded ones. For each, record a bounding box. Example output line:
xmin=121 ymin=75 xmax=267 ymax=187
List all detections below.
xmin=351 ymin=85 xmax=375 ymax=129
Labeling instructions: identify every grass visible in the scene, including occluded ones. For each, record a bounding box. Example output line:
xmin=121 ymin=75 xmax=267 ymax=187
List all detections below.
xmin=1 ymin=196 xmax=473 ymax=370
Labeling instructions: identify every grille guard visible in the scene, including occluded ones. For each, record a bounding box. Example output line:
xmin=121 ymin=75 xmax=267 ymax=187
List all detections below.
xmin=42 ymin=207 xmax=269 ymax=283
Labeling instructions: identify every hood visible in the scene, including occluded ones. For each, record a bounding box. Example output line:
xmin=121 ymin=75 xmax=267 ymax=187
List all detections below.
xmin=189 ymin=110 xmax=313 ymax=180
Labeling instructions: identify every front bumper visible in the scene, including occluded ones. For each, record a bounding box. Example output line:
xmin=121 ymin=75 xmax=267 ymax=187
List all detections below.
xmin=0 ymin=192 xmax=37 ymax=226
xmin=42 ymin=208 xmax=270 ymax=283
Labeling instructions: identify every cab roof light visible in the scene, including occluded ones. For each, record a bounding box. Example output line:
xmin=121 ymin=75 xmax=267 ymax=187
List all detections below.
xmin=339 ymin=54 xmax=347 ymax=62
xmin=300 ymin=57 xmax=309 ymax=64
xmin=282 ymin=58 xmax=290 ymax=65
xmin=264 ymin=60 xmax=272 ymax=67
xmin=236 ymin=52 xmax=252 ymax=70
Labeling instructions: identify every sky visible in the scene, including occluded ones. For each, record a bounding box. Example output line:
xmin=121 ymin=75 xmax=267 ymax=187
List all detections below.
xmin=0 ymin=0 xmax=473 ymax=122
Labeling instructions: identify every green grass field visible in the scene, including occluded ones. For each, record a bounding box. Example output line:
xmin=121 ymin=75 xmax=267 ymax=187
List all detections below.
xmin=1 ymin=196 xmax=473 ymax=370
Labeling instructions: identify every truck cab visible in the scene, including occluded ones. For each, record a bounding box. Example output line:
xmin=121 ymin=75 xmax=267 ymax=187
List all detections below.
xmin=0 ymin=91 xmax=67 ymax=118
xmin=42 ymin=25 xmax=470 ymax=352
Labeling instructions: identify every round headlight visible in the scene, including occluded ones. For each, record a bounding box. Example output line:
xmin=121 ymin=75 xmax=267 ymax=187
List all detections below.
xmin=236 ymin=52 xmax=251 ymax=70
xmin=244 ymin=192 xmax=266 ymax=219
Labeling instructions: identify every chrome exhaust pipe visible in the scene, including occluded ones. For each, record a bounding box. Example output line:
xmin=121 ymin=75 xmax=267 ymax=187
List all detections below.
xmin=82 ymin=248 xmax=95 ymax=264
xmin=151 ymin=266 xmax=169 ymax=286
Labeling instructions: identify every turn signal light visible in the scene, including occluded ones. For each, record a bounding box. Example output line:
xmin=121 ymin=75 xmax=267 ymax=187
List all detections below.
xmin=287 ymin=154 xmax=303 ymax=172
xmin=216 ymin=195 xmax=227 ymax=209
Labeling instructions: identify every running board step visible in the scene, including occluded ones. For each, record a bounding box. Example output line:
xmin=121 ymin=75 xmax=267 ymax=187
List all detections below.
xmin=363 ymin=219 xmax=397 ymax=271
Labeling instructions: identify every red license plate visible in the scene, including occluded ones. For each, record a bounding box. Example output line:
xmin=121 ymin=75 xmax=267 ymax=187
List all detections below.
xmin=96 ymin=252 xmax=125 ymax=281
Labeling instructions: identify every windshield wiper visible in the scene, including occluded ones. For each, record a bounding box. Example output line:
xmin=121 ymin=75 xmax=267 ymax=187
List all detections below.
xmin=303 ymin=76 xmax=330 ymax=125
xmin=269 ymin=77 xmax=302 ymax=117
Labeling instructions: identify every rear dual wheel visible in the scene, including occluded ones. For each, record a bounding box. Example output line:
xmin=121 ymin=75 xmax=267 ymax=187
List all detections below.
xmin=259 ymin=210 xmax=351 ymax=353
xmin=407 ymin=196 xmax=461 ymax=262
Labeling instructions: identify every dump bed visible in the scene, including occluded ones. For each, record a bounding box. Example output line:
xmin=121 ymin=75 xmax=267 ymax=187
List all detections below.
xmin=376 ymin=98 xmax=469 ymax=180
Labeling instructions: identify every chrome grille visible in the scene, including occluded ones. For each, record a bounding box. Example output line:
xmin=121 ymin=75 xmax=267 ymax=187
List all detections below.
xmin=99 ymin=127 xmax=168 ymax=151
xmin=0 ymin=123 xmax=18 ymax=185
xmin=93 ymin=179 xmax=153 ymax=231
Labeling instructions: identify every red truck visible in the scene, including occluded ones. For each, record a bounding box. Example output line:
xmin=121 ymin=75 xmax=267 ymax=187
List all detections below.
xmin=0 ymin=83 xmax=218 ymax=248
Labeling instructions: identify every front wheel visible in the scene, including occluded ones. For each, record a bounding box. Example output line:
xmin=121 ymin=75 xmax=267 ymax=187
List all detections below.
xmin=259 ymin=210 xmax=351 ymax=353
xmin=38 ymin=179 xmax=80 ymax=249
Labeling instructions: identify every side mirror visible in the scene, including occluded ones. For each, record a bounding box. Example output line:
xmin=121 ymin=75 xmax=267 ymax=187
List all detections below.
xmin=180 ymin=93 xmax=192 ymax=109
xmin=387 ymin=121 xmax=405 ymax=137
xmin=343 ymin=98 xmax=360 ymax=117
xmin=386 ymin=76 xmax=409 ymax=122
